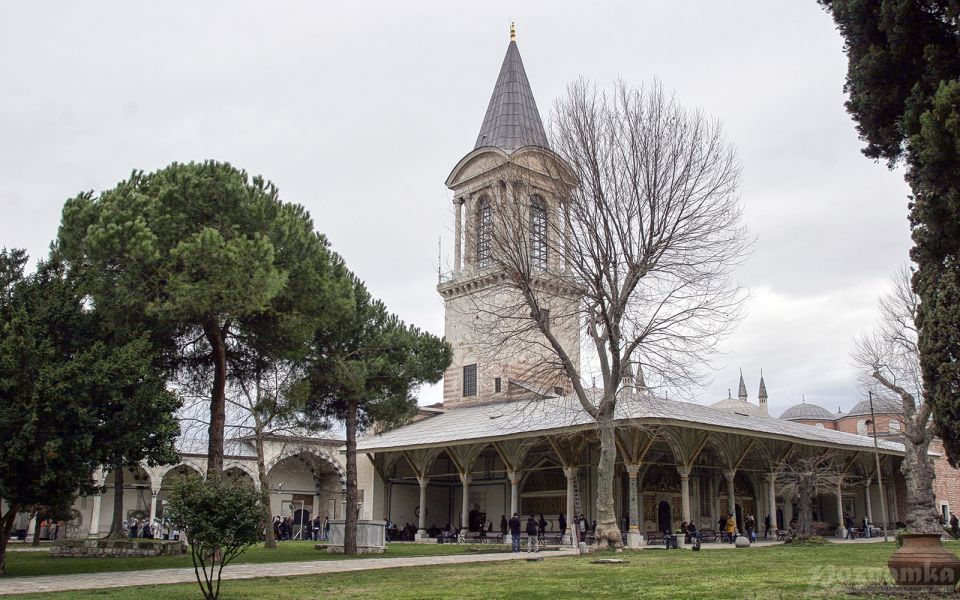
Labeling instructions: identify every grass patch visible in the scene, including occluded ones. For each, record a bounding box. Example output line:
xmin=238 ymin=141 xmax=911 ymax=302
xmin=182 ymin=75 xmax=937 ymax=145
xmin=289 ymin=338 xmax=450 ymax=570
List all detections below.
xmin=0 ymin=541 xmax=506 ymax=578
xmin=7 ymin=541 xmax=952 ymax=599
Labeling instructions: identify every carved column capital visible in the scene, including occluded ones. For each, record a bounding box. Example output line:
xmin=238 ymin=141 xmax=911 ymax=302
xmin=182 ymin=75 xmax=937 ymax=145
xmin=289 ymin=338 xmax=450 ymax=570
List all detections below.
xmin=418 ymin=477 xmax=430 ymax=489
xmin=624 ymin=463 xmax=640 ymax=477
xmin=563 ymin=467 xmax=577 ymax=480
xmin=676 ymin=465 xmax=691 ymax=480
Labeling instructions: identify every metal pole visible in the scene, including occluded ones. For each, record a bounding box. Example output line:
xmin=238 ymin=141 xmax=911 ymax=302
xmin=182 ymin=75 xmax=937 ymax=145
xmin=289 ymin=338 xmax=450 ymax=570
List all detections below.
xmin=869 ymin=391 xmax=890 ymax=542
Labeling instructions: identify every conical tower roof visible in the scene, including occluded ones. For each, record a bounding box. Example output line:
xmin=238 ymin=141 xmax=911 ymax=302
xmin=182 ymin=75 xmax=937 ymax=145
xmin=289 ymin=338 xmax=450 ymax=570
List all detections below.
xmin=474 ymin=27 xmax=549 ymax=153
xmin=738 ymin=370 xmax=748 ymax=400
xmin=758 ymin=373 xmax=768 ymax=399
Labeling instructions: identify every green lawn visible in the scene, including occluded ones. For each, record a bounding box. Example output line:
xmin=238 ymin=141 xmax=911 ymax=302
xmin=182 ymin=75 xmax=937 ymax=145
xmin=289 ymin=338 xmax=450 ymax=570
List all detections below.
xmin=6 ymin=541 xmax=950 ymax=600
xmin=1 ymin=541 xmax=506 ymax=578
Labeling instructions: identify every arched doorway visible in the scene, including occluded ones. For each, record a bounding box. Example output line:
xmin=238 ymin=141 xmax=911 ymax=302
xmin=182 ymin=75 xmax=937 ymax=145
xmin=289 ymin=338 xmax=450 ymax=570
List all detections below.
xmin=267 ymin=450 xmax=345 ymax=539
xmin=657 ymin=501 xmax=672 ymax=533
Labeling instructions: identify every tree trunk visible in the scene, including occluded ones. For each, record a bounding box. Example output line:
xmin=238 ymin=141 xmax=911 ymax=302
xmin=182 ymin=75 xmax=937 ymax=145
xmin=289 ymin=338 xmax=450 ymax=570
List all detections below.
xmin=204 ymin=318 xmax=227 ymax=475
xmin=254 ymin=424 xmax=277 ymax=549
xmin=344 ymin=396 xmax=359 ymax=555
xmin=108 ymin=466 xmax=125 ymax=539
xmin=901 ymin=427 xmax=941 ymax=534
xmin=796 ymin=485 xmax=813 ymax=537
xmin=593 ymin=414 xmax=622 ymax=549
xmin=0 ymin=504 xmax=19 ymax=575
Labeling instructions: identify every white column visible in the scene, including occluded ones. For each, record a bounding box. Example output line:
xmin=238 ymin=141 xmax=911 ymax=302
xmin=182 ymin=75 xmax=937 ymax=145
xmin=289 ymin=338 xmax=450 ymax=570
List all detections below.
xmin=416 ymin=477 xmax=429 ymax=538
xmin=724 ymin=469 xmax=737 ymax=533
xmin=564 ymin=467 xmax=576 ymax=545
xmin=765 ymin=472 xmax=777 ymax=533
xmin=678 ymin=465 xmax=692 ymax=524
xmin=459 ymin=474 xmax=471 ymax=530
xmin=88 ymin=493 xmax=103 ymax=537
xmin=508 ymin=471 xmax=520 ymax=518
xmin=835 ymin=480 xmax=846 ymax=538
xmin=863 ymin=479 xmax=873 ymax=521
xmin=26 ymin=513 xmax=36 ymax=538
xmin=454 ymin=199 xmax=463 ymax=273
xmin=149 ymin=491 xmax=159 ymax=525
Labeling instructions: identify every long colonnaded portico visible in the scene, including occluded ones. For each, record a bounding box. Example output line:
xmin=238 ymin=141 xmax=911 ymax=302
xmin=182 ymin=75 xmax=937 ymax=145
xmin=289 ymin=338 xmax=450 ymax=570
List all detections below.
xmin=357 ymin=389 xmax=908 ymax=545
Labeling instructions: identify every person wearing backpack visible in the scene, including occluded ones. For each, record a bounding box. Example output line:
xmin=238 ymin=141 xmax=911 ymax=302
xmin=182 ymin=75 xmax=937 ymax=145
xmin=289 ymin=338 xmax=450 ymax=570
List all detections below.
xmin=526 ymin=515 xmax=539 ymax=553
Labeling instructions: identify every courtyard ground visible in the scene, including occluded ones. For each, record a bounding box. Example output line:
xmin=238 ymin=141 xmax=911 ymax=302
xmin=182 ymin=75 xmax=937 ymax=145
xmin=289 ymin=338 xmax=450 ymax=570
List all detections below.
xmin=2 ymin=540 xmax=950 ymax=600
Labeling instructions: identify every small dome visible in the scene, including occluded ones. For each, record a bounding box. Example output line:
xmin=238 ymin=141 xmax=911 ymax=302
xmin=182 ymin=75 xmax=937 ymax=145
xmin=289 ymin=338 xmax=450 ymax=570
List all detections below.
xmin=847 ymin=396 xmax=902 ymax=417
xmin=780 ymin=402 xmax=836 ymax=421
xmin=710 ymin=398 xmax=766 ymax=418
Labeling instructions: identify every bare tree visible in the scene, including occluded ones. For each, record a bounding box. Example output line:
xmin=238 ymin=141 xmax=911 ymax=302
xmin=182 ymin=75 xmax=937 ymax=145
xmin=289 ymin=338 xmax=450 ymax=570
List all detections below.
xmin=776 ymin=453 xmax=842 ymax=538
xmin=469 ymin=79 xmax=750 ymax=548
xmin=852 ymin=266 xmax=940 ymax=534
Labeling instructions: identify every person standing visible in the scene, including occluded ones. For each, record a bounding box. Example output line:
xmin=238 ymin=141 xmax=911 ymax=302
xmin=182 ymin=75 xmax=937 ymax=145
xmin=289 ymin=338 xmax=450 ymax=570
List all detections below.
xmin=508 ymin=513 xmax=521 ymax=553
xmin=862 ymin=515 xmax=871 ymax=539
xmin=558 ymin=513 xmax=567 ymax=541
xmin=726 ymin=513 xmax=736 ymax=544
xmin=322 ymin=516 xmax=330 ymax=542
xmin=499 ymin=514 xmax=508 ymax=539
xmin=844 ymin=514 xmax=855 ymax=540
xmin=526 ymin=515 xmax=539 ymax=553
xmin=764 ymin=514 xmax=771 ymax=539
xmin=537 ymin=514 xmax=547 ymax=543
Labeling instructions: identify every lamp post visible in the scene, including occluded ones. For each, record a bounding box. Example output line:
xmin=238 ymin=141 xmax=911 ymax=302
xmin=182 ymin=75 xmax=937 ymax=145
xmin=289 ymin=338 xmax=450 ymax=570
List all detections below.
xmin=867 ymin=390 xmax=889 ymax=542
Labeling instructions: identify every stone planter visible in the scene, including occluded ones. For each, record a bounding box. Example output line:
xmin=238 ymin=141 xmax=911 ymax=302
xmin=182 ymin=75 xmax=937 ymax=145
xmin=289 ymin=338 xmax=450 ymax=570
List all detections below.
xmin=673 ymin=534 xmax=685 ymax=549
xmin=324 ymin=520 xmax=386 ymax=554
xmin=888 ymin=533 xmax=960 ymax=592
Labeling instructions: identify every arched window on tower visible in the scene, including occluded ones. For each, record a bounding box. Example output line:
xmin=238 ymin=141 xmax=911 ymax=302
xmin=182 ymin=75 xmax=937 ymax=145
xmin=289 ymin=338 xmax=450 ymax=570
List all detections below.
xmin=530 ymin=195 xmax=547 ymax=271
xmin=477 ymin=197 xmax=492 ymax=268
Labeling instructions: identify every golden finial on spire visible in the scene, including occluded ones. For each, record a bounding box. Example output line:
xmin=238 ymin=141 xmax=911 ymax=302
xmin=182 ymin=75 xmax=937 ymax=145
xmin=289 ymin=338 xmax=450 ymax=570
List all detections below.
xmin=510 ymin=21 xmax=516 ymax=41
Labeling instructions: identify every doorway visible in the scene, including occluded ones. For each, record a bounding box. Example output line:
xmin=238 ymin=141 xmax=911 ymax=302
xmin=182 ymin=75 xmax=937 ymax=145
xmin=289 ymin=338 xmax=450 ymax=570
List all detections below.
xmin=657 ymin=501 xmax=672 ymax=533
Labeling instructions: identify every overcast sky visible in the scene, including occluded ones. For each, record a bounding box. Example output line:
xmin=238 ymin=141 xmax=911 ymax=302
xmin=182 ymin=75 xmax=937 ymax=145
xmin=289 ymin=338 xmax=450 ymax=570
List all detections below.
xmin=1 ymin=1 xmax=913 ymax=418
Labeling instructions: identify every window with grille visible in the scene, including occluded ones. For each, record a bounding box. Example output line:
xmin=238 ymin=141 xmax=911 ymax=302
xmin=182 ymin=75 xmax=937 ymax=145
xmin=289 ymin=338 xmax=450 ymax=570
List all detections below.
xmin=530 ymin=196 xmax=547 ymax=270
xmin=494 ymin=377 xmax=502 ymax=393
xmin=463 ymin=364 xmax=477 ymax=397
xmin=477 ymin=198 xmax=492 ymax=268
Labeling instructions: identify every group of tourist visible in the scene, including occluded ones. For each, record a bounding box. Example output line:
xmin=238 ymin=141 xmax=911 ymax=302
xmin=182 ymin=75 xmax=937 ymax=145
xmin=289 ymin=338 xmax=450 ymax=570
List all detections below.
xmin=271 ymin=515 xmax=329 ymax=541
xmin=123 ymin=517 xmax=181 ymax=540
xmin=385 ymin=519 xmax=418 ymax=541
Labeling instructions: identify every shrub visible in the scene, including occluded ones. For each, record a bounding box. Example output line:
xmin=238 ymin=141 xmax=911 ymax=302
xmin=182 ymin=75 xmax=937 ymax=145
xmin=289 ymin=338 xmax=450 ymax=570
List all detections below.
xmin=166 ymin=474 xmax=264 ymax=600
xmin=784 ymin=534 xmax=826 ymax=545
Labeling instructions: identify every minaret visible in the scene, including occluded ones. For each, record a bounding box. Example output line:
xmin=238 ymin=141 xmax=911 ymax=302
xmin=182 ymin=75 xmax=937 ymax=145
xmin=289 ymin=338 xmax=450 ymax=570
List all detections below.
xmin=758 ymin=371 xmax=769 ymax=417
xmin=738 ymin=369 xmax=748 ymax=402
xmin=437 ymin=24 xmax=579 ymax=407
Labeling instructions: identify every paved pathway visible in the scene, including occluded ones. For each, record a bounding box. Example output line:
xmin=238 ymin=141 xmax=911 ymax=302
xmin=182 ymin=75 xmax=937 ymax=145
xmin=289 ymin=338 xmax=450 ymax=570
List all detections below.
xmin=0 ymin=549 xmax=578 ymax=597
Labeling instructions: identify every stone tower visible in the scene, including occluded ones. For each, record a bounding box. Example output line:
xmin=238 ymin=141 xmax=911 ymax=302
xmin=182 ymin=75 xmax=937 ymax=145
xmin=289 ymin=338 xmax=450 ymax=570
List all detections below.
xmin=437 ymin=26 xmax=580 ymax=407
xmin=758 ymin=372 xmax=769 ymax=417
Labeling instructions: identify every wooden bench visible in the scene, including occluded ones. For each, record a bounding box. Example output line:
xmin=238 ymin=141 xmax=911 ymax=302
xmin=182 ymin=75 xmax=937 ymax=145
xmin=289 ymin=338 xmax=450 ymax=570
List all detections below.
xmin=699 ymin=529 xmax=718 ymax=543
xmin=646 ymin=532 xmax=665 ymax=545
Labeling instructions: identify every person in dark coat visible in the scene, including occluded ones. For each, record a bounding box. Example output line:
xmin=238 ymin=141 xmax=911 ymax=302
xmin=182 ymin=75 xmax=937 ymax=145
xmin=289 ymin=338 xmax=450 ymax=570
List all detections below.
xmin=508 ymin=513 xmax=522 ymax=553
xmin=537 ymin=514 xmax=547 ymax=542
xmin=558 ymin=513 xmax=567 ymax=540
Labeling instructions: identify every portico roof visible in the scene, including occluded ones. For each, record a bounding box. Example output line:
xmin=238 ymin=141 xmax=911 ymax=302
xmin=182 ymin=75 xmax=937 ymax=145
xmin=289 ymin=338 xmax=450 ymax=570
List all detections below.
xmin=356 ymin=392 xmax=905 ymax=456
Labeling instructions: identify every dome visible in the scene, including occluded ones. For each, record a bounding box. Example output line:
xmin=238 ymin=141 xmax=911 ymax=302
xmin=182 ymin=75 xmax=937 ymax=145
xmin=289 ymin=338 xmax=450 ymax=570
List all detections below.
xmin=779 ymin=402 xmax=836 ymax=421
xmin=710 ymin=397 xmax=766 ymax=418
xmin=847 ymin=396 xmax=902 ymax=417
